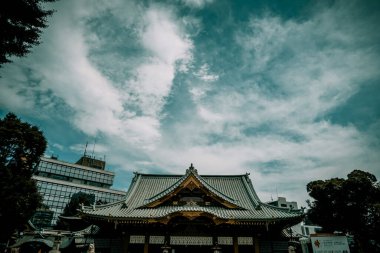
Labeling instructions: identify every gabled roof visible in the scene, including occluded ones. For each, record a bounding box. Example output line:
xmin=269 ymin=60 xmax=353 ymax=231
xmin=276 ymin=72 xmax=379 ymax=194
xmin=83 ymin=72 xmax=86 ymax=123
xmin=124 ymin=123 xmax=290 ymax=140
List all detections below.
xmin=141 ymin=164 xmax=240 ymax=208
xmin=81 ymin=165 xmax=303 ymax=225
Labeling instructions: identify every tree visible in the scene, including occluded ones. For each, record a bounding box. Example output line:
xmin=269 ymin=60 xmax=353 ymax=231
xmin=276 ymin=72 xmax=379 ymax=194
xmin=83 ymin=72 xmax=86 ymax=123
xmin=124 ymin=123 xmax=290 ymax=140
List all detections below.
xmin=307 ymin=170 xmax=380 ymax=253
xmin=0 ymin=0 xmax=56 ymax=66
xmin=0 ymin=113 xmax=47 ymax=242
xmin=62 ymin=191 xmax=96 ymax=217
xmin=56 ymin=192 xmax=96 ymax=230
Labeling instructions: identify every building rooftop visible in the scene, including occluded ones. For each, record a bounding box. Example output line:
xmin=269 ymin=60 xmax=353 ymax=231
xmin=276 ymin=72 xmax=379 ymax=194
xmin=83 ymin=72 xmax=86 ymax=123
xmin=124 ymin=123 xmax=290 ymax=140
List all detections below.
xmin=75 ymin=155 xmax=106 ymax=170
xmin=81 ymin=165 xmax=303 ymax=225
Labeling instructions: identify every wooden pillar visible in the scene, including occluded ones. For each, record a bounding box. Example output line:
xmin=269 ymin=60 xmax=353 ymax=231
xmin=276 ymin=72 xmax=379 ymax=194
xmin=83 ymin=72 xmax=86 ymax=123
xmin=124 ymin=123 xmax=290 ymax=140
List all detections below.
xmin=233 ymin=236 xmax=239 ymax=253
xmin=122 ymin=233 xmax=129 ymax=253
xmin=254 ymin=237 xmax=260 ymax=253
xmin=212 ymin=235 xmax=217 ymax=245
xmin=144 ymin=235 xmax=149 ymax=253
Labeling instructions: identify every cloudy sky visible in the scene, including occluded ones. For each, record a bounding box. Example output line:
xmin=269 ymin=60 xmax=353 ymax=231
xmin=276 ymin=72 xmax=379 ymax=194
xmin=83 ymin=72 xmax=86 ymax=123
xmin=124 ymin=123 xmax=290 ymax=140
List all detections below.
xmin=1 ymin=0 xmax=379 ymax=207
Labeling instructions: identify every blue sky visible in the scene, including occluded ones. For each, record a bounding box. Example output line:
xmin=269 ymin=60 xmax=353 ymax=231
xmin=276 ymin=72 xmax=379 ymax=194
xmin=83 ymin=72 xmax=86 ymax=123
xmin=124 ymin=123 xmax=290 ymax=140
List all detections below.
xmin=1 ymin=0 xmax=379 ymax=207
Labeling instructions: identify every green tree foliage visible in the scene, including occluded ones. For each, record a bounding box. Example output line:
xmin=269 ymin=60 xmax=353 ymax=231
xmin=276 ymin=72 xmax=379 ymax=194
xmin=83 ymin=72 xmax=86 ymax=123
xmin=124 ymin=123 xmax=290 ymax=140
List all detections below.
xmin=57 ymin=192 xmax=97 ymax=230
xmin=0 ymin=0 xmax=56 ymax=66
xmin=307 ymin=170 xmax=380 ymax=253
xmin=62 ymin=191 xmax=96 ymax=217
xmin=0 ymin=113 xmax=47 ymax=241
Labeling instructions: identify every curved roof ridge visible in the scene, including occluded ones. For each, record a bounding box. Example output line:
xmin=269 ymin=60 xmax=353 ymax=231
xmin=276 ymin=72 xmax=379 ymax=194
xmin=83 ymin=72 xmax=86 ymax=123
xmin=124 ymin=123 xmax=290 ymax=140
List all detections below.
xmin=124 ymin=173 xmax=143 ymax=205
xmin=240 ymin=174 xmax=261 ymax=207
xmin=202 ymin=174 xmax=250 ymax=177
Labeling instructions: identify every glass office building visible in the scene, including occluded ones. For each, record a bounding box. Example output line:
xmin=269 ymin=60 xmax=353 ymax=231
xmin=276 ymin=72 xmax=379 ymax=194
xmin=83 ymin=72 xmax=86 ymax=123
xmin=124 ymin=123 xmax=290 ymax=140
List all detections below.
xmin=32 ymin=156 xmax=126 ymax=228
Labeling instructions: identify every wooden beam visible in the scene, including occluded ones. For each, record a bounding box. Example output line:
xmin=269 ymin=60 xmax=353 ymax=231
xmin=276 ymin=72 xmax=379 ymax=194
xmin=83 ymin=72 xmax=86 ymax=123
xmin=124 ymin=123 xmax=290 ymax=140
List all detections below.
xmin=122 ymin=233 xmax=129 ymax=253
xmin=254 ymin=237 xmax=260 ymax=253
xmin=233 ymin=236 xmax=239 ymax=253
xmin=144 ymin=235 xmax=149 ymax=253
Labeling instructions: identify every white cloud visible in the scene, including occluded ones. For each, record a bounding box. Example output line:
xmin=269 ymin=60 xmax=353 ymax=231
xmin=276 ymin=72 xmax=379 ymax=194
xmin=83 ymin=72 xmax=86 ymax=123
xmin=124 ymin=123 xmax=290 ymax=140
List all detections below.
xmin=145 ymin=119 xmax=375 ymax=206
xmin=51 ymin=143 xmax=64 ymax=151
xmin=197 ymin=106 xmax=223 ymax=123
xmin=141 ymin=7 xmax=193 ymax=66
xmin=188 ymin=64 xmax=219 ymax=102
xmin=196 ymin=64 xmax=219 ymax=82
xmin=179 ymin=0 xmax=214 ymax=8
xmin=70 ymin=142 xmax=109 ymax=154
xmin=141 ymin=2 xmax=380 ymax=205
xmin=0 ymin=64 xmax=40 ymax=114
xmin=42 ymin=21 xmax=123 ymax=137
xmin=128 ymin=60 xmax=175 ymax=117
xmin=1 ymin=0 xmax=194 ymax=150
xmin=1 ymin=0 xmax=379 ymax=207
xmin=119 ymin=5 xmax=194 ymax=144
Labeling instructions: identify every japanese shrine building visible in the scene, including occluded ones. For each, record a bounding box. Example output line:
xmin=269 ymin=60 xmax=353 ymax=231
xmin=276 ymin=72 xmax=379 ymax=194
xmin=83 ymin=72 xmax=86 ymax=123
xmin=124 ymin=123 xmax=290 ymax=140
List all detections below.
xmin=80 ymin=164 xmax=304 ymax=253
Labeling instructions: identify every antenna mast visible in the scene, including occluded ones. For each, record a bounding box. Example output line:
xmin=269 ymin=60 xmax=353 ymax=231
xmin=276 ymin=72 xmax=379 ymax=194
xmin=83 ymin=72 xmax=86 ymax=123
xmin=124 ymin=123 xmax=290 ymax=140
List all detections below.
xmin=84 ymin=141 xmax=88 ymax=156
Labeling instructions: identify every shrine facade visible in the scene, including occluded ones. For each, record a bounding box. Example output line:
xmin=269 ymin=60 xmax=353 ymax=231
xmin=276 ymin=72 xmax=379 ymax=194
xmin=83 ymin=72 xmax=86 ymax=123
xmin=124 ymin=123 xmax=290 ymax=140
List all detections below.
xmin=80 ymin=165 xmax=303 ymax=253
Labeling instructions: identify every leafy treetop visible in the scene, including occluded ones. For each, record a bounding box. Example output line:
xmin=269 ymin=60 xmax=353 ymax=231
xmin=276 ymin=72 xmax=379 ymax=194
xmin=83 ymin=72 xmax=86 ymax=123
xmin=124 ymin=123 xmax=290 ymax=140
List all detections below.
xmin=307 ymin=170 xmax=380 ymax=253
xmin=62 ymin=191 xmax=96 ymax=217
xmin=0 ymin=112 xmax=47 ymax=172
xmin=0 ymin=112 xmax=47 ymax=242
xmin=0 ymin=0 xmax=56 ymax=66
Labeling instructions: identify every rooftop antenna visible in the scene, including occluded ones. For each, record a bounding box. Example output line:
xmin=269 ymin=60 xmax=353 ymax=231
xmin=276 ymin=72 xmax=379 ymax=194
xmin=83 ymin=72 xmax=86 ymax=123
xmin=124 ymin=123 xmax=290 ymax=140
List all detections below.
xmin=84 ymin=141 xmax=88 ymax=156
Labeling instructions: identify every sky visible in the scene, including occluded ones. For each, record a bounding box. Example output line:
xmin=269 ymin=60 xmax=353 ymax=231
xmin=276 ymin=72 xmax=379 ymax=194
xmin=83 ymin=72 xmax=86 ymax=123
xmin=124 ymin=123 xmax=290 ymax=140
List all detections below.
xmin=1 ymin=0 xmax=380 ymax=207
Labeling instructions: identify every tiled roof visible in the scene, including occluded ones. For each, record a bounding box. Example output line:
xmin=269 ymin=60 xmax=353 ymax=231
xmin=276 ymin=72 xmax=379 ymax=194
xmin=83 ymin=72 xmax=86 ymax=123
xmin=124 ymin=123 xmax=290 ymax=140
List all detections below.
xmin=142 ymin=167 xmax=238 ymax=207
xmin=81 ymin=170 xmax=303 ymax=222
